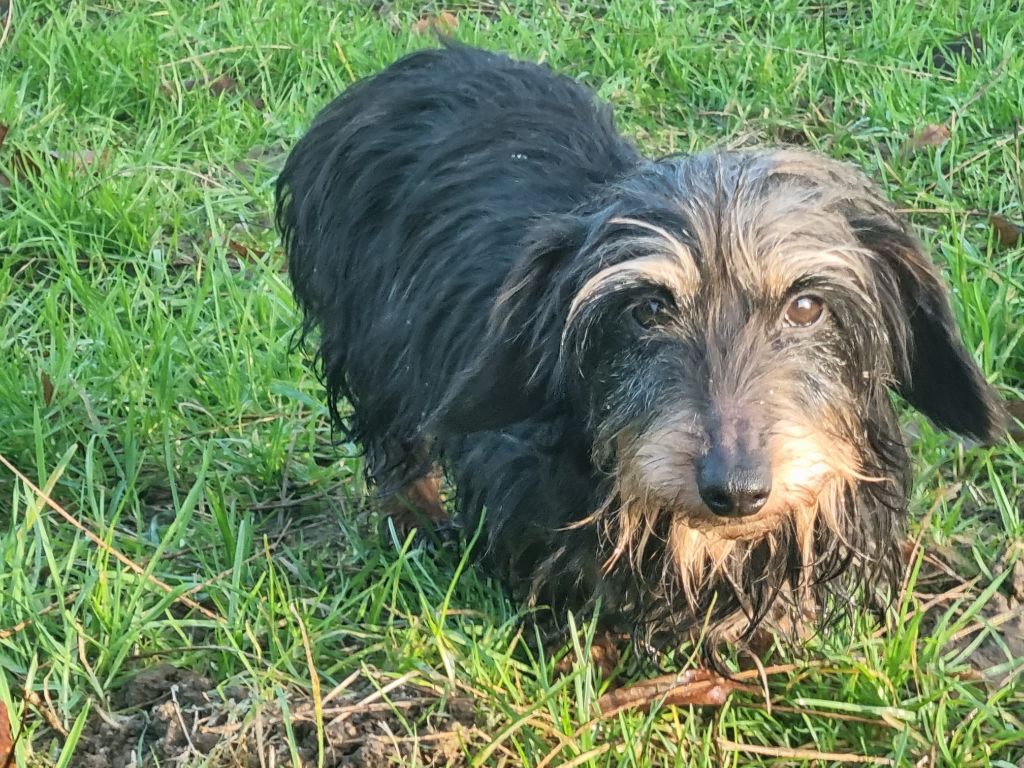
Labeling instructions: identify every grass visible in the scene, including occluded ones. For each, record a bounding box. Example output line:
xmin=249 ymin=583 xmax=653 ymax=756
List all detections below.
xmin=1 ymin=0 xmax=1022 ymax=765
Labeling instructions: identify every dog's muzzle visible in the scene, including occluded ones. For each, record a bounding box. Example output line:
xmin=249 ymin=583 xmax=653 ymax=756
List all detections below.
xmin=696 ymin=446 xmax=772 ymax=518
xmin=696 ymin=409 xmax=772 ymax=518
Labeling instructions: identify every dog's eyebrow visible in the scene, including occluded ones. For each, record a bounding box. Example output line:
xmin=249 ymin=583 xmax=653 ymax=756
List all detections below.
xmin=608 ymin=217 xmax=696 ymax=270
xmin=762 ymin=245 xmax=876 ymax=301
xmin=564 ymin=217 xmax=700 ymax=323
xmin=566 ymin=252 xmax=697 ymax=328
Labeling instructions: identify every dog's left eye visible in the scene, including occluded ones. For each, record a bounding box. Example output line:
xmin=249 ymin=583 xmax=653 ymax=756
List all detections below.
xmin=631 ymin=297 xmax=671 ymax=329
xmin=783 ymin=295 xmax=826 ymax=328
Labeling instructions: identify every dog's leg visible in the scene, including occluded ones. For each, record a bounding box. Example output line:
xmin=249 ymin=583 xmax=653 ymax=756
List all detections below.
xmin=379 ymin=469 xmax=449 ymax=538
xmin=553 ymin=629 xmax=625 ymax=680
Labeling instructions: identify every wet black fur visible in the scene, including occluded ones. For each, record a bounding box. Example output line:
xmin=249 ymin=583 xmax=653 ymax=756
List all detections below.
xmin=276 ymin=43 xmax=1003 ymax=661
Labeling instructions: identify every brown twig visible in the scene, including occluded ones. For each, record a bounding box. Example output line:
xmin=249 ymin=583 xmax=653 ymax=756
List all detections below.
xmin=0 ymin=454 xmax=223 ymax=623
xmin=749 ymin=702 xmax=899 ymax=728
xmin=0 ymin=590 xmax=80 ymax=639
xmin=717 ymin=738 xmax=894 ymax=764
xmin=597 ymin=663 xmax=800 ymax=717
xmin=22 ymin=691 xmax=66 ymax=738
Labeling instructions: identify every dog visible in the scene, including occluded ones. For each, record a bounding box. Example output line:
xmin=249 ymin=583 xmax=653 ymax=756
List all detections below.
xmin=276 ymin=43 xmax=1003 ymax=662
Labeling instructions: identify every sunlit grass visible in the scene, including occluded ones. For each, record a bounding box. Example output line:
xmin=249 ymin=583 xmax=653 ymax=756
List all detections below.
xmin=1 ymin=1 xmax=1021 ymax=765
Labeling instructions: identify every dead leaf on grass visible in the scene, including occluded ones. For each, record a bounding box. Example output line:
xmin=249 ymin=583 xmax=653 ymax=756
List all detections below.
xmin=597 ymin=669 xmax=760 ymax=715
xmin=207 ymin=74 xmax=238 ymax=97
xmin=165 ymin=73 xmax=254 ymax=102
xmin=206 ymin=230 xmax=265 ymax=263
xmin=41 ymin=371 xmax=54 ymax=406
xmin=905 ymin=123 xmax=951 ymax=154
xmin=0 ymin=699 xmax=13 ymax=767
xmin=989 ymin=213 xmax=1024 ymax=248
xmin=412 ymin=10 xmax=459 ymax=34
xmin=223 ymin=236 xmax=264 ymax=262
xmin=173 ymin=230 xmax=267 ymax=270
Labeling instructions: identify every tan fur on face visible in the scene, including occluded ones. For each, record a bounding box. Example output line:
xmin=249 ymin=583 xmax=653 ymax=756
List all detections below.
xmin=596 ymin=417 xmax=867 ymax=607
xmin=606 ymin=217 xmax=696 ymax=271
xmin=668 ymin=152 xmax=887 ymax=309
xmin=558 ymin=149 xmax=915 ymax=637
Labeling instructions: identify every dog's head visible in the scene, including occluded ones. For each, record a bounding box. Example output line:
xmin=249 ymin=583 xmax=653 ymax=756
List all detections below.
xmin=435 ymin=148 xmax=1003 ymax=651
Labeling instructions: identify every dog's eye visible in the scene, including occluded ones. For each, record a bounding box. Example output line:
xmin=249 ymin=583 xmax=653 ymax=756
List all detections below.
xmin=631 ymin=297 xmax=671 ymax=329
xmin=783 ymin=295 xmax=825 ymax=328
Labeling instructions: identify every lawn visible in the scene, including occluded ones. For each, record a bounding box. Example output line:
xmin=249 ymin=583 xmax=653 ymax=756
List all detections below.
xmin=1 ymin=0 xmax=1023 ymax=765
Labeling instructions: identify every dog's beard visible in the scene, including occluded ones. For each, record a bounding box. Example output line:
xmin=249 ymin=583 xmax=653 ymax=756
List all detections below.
xmin=551 ymin=416 xmax=896 ymax=653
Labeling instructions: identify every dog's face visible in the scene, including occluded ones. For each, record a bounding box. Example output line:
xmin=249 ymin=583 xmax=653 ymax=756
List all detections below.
xmin=436 ymin=149 xmax=1002 ymax=647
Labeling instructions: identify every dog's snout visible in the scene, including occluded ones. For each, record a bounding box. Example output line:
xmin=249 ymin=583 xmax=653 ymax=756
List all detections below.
xmin=697 ymin=449 xmax=772 ymax=518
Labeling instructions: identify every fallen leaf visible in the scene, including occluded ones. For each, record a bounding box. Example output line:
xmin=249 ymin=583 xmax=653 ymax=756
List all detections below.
xmin=989 ymin=214 xmax=1024 ymax=248
xmin=208 ymin=74 xmax=238 ymax=97
xmin=166 ymin=75 xmax=240 ymax=98
xmin=412 ymin=10 xmax=459 ymax=34
xmin=598 ymin=669 xmax=759 ymax=715
xmin=905 ymin=123 xmax=951 ymax=154
xmin=0 ymin=700 xmax=12 ymax=766
xmin=931 ymin=30 xmax=984 ymax=73
xmin=41 ymin=371 xmax=54 ymax=406
xmin=197 ymin=231 xmax=266 ymax=267
xmin=224 ymin=238 xmax=264 ymax=261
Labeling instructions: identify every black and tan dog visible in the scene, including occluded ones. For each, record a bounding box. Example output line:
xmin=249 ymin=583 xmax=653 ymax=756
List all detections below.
xmin=276 ymin=43 xmax=1002 ymax=660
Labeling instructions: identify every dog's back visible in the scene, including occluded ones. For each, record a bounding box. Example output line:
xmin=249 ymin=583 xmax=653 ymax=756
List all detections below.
xmin=276 ymin=44 xmax=638 ymax=483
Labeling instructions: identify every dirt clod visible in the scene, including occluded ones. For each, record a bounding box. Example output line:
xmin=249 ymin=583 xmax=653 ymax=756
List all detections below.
xmin=65 ymin=666 xmax=475 ymax=767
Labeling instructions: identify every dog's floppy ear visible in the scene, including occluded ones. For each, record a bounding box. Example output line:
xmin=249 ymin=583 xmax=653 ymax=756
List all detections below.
xmin=853 ymin=213 xmax=1004 ymax=443
xmin=430 ymin=215 xmax=587 ymax=436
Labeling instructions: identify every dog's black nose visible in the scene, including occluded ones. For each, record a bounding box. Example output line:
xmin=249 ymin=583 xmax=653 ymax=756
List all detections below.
xmin=697 ymin=452 xmax=772 ymax=518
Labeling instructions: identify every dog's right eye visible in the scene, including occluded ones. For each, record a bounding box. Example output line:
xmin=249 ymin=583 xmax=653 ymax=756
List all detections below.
xmin=631 ymin=297 xmax=671 ymax=329
xmin=783 ymin=294 xmax=826 ymax=328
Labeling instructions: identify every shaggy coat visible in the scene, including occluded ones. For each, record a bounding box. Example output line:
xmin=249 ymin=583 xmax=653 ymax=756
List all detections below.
xmin=276 ymin=43 xmax=1002 ymax=659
